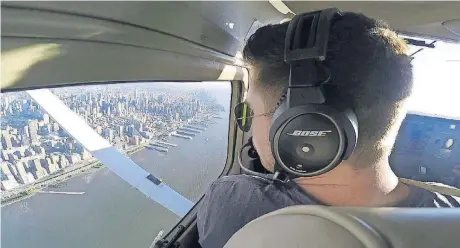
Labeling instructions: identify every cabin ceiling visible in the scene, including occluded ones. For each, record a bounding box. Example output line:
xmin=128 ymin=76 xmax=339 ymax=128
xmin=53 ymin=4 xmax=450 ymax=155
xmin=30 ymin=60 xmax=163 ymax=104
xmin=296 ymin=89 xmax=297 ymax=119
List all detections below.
xmin=2 ymin=1 xmax=459 ymax=91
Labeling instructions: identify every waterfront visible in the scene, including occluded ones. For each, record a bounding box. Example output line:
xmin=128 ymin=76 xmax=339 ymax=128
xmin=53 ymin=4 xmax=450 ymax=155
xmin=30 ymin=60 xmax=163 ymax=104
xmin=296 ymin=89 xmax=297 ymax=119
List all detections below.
xmin=1 ymin=112 xmax=230 ymax=248
xmin=1 ymin=84 xmax=225 ymax=194
xmin=1 ymin=145 xmax=145 ymax=207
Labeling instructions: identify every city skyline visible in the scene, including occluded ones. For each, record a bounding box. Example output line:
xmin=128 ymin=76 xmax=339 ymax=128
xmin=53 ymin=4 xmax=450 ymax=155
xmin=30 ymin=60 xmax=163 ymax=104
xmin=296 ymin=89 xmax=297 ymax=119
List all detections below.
xmin=1 ymin=84 xmax=226 ymax=198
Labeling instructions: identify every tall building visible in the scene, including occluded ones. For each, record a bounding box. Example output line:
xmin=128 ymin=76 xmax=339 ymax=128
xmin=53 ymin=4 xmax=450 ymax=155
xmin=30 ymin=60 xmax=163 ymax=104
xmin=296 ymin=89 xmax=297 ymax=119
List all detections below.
xmin=29 ymin=159 xmax=48 ymax=179
xmin=43 ymin=113 xmax=50 ymax=124
xmin=51 ymin=154 xmax=60 ymax=165
xmin=103 ymin=128 xmax=115 ymax=142
xmin=28 ymin=120 xmax=39 ymax=144
xmin=31 ymin=145 xmax=45 ymax=155
xmin=22 ymin=126 xmax=30 ymax=138
xmin=66 ymin=154 xmax=81 ymax=164
xmin=127 ymin=125 xmax=135 ymax=136
xmin=13 ymin=162 xmax=35 ymax=184
xmin=0 ymin=163 xmax=11 ymax=181
xmin=137 ymin=123 xmax=143 ymax=132
xmin=1 ymin=133 xmax=13 ymax=149
xmin=118 ymin=125 xmax=124 ymax=137
xmin=117 ymin=102 xmax=124 ymax=116
xmin=53 ymin=123 xmax=60 ymax=132
xmin=1 ymin=163 xmax=19 ymax=191
xmin=13 ymin=150 xmax=25 ymax=159
xmin=1 ymin=150 xmax=10 ymax=161
xmin=59 ymin=155 xmax=70 ymax=168
xmin=81 ymin=149 xmax=92 ymax=160
xmin=24 ymin=148 xmax=35 ymax=157
xmin=96 ymin=126 xmax=103 ymax=134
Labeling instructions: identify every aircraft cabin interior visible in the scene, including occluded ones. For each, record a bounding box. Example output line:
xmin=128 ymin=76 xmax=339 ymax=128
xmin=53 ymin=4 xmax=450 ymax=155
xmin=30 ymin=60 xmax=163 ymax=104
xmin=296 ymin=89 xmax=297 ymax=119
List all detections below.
xmin=1 ymin=1 xmax=460 ymax=248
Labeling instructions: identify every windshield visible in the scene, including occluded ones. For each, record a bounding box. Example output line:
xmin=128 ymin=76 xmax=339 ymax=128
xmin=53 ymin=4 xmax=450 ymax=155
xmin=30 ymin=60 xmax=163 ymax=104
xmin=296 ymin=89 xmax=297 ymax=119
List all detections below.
xmin=406 ymin=39 xmax=460 ymax=119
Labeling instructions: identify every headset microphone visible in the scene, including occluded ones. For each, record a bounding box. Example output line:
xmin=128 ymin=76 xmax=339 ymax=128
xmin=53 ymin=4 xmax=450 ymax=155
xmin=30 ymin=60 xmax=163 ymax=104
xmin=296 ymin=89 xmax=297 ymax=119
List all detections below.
xmin=238 ymin=137 xmax=280 ymax=181
xmin=269 ymin=8 xmax=359 ymax=180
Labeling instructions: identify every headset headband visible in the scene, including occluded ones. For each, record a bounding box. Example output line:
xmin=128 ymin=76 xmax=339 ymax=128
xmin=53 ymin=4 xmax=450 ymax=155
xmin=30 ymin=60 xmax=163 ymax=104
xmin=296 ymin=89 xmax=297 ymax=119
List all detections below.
xmin=284 ymin=8 xmax=341 ymax=107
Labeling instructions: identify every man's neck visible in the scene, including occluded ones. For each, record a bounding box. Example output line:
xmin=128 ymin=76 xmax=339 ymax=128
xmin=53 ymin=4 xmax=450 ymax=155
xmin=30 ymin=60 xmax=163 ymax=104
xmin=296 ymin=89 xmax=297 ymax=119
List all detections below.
xmin=294 ymin=158 xmax=410 ymax=207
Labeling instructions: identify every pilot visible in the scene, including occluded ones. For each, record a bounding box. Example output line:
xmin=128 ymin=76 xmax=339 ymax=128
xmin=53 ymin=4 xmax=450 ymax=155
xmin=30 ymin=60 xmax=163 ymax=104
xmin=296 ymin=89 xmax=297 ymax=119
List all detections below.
xmin=197 ymin=12 xmax=460 ymax=248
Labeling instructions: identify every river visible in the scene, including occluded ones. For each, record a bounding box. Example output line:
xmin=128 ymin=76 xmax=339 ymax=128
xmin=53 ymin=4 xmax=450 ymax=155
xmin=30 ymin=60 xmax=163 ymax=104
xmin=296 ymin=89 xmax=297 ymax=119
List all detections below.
xmin=1 ymin=113 xmax=230 ymax=248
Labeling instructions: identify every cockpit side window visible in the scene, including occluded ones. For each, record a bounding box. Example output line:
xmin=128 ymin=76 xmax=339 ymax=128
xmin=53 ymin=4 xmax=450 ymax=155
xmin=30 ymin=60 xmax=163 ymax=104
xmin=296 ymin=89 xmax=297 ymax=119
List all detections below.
xmin=1 ymin=81 xmax=232 ymax=248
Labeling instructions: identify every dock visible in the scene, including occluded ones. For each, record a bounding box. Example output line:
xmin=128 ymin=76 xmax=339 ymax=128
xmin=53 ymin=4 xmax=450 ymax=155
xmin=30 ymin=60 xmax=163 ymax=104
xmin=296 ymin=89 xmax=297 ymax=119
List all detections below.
xmin=149 ymin=142 xmax=169 ymax=149
xmin=38 ymin=190 xmax=85 ymax=195
xmin=194 ymin=121 xmax=210 ymax=127
xmin=180 ymin=127 xmax=202 ymax=133
xmin=184 ymin=125 xmax=205 ymax=131
xmin=156 ymin=140 xmax=178 ymax=147
xmin=176 ymin=130 xmax=196 ymax=137
xmin=145 ymin=144 xmax=169 ymax=152
xmin=171 ymin=132 xmax=193 ymax=140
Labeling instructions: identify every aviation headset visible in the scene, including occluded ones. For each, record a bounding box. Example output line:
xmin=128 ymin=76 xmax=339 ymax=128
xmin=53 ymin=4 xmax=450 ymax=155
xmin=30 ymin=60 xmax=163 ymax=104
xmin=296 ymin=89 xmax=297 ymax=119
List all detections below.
xmin=239 ymin=8 xmax=358 ymax=181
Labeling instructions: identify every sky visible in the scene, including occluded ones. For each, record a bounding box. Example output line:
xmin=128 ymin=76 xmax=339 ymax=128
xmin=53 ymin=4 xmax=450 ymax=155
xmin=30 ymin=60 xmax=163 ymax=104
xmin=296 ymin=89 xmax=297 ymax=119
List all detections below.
xmin=406 ymin=41 xmax=460 ymax=119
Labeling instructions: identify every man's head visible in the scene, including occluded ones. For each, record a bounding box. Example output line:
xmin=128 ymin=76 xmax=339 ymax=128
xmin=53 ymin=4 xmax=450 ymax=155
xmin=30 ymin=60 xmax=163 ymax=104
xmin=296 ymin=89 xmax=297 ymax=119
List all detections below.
xmin=243 ymin=12 xmax=413 ymax=172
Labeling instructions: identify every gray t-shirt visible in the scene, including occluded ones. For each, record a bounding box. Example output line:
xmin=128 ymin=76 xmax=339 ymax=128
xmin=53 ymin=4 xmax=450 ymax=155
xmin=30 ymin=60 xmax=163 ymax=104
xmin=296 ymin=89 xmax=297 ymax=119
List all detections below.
xmin=197 ymin=174 xmax=460 ymax=248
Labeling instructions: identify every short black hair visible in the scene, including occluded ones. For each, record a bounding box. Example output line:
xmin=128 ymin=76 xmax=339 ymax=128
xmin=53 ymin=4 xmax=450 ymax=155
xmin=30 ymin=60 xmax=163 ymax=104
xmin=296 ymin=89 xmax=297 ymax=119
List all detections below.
xmin=243 ymin=12 xmax=413 ymax=166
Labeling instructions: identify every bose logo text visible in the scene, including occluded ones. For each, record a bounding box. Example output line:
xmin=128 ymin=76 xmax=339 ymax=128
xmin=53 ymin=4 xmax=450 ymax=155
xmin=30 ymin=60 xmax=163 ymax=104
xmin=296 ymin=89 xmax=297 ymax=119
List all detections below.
xmin=287 ymin=130 xmax=332 ymax=137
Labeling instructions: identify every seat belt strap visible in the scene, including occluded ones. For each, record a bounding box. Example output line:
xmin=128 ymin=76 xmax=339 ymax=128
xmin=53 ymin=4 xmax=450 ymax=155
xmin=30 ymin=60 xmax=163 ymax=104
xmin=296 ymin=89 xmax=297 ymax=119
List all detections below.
xmin=400 ymin=178 xmax=460 ymax=197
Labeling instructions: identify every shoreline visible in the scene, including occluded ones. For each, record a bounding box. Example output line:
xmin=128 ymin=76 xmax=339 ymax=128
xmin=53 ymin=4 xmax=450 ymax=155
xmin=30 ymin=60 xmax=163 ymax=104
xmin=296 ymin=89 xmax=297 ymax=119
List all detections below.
xmin=1 ymin=146 xmax=146 ymax=207
xmin=1 ymin=114 xmax=221 ymax=207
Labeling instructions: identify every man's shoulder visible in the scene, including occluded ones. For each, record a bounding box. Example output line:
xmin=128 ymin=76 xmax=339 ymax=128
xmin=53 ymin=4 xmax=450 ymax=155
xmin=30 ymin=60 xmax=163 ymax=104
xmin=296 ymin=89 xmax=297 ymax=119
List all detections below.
xmin=210 ymin=174 xmax=270 ymax=188
xmin=422 ymin=183 xmax=460 ymax=207
xmin=197 ymin=175 xmax=275 ymax=248
xmin=199 ymin=174 xmax=270 ymax=209
xmin=404 ymin=182 xmax=460 ymax=208
xmin=202 ymin=175 xmax=272 ymax=205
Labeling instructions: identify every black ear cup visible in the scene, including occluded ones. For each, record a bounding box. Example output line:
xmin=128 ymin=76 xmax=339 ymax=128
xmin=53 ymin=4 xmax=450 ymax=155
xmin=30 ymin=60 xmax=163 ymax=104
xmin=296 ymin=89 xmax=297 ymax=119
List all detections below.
xmin=270 ymin=103 xmax=357 ymax=178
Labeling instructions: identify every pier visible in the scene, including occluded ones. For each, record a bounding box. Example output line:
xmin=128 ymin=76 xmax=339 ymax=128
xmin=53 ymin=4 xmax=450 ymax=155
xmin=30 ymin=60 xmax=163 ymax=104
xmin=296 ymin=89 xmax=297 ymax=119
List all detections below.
xmin=149 ymin=142 xmax=169 ymax=149
xmin=180 ymin=127 xmax=202 ymax=133
xmin=171 ymin=132 xmax=193 ymax=140
xmin=184 ymin=125 xmax=205 ymax=131
xmin=176 ymin=130 xmax=196 ymax=137
xmin=38 ymin=190 xmax=85 ymax=195
xmin=145 ymin=144 xmax=169 ymax=152
xmin=156 ymin=141 xmax=178 ymax=147
xmin=196 ymin=121 xmax=210 ymax=127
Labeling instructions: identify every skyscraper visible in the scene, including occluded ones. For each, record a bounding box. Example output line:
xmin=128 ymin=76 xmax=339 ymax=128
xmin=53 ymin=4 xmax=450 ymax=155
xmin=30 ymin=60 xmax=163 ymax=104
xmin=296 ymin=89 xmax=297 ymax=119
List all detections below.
xmin=1 ymin=133 xmax=13 ymax=149
xmin=28 ymin=120 xmax=39 ymax=144
xmin=13 ymin=162 xmax=35 ymax=184
xmin=118 ymin=125 xmax=124 ymax=137
xmin=81 ymin=149 xmax=92 ymax=160
xmin=53 ymin=123 xmax=60 ymax=132
xmin=96 ymin=126 xmax=103 ymax=134
xmin=59 ymin=155 xmax=70 ymax=168
xmin=22 ymin=126 xmax=30 ymax=137
xmin=1 ymin=163 xmax=19 ymax=190
xmin=43 ymin=113 xmax=50 ymax=124
xmin=29 ymin=159 xmax=48 ymax=179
